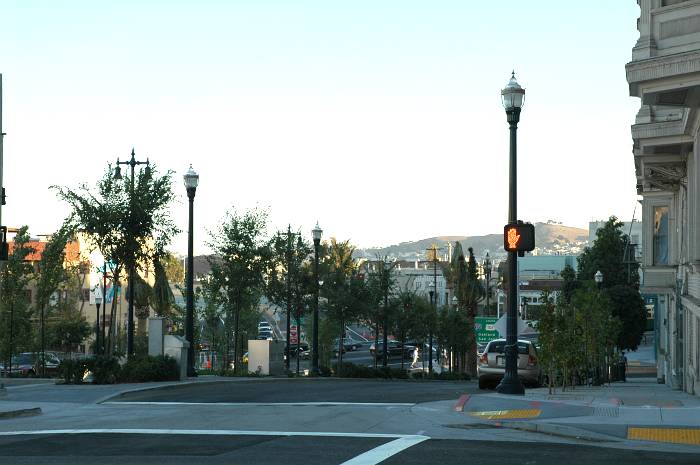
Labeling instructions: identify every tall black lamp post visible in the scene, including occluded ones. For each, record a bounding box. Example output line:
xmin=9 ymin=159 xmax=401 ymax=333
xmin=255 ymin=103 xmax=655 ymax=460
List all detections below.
xmin=184 ymin=165 xmax=199 ymax=377
xmin=428 ymin=283 xmax=434 ymax=374
xmin=94 ymin=289 xmax=102 ymax=356
xmin=312 ymin=222 xmax=323 ymax=374
xmin=483 ymin=253 xmax=491 ymax=315
xmin=496 ymin=72 xmax=526 ymax=395
xmin=114 ymin=149 xmax=150 ymax=357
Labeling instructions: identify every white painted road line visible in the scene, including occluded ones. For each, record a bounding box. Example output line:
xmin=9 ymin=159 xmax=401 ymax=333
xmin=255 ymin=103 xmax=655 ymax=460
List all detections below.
xmin=0 ymin=428 xmax=425 ymax=441
xmin=340 ymin=435 xmax=429 ymax=465
xmin=102 ymin=401 xmax=415 ymax=407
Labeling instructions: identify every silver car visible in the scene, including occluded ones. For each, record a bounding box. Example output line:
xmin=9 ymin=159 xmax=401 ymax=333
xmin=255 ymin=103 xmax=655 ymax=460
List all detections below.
xmin=477 ymin=339 xmax=541 ymax=389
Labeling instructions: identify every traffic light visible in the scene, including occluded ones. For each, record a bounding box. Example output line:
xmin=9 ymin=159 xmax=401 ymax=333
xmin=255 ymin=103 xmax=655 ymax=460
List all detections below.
xmin=503 ymin=222 xmax=535 ymax=255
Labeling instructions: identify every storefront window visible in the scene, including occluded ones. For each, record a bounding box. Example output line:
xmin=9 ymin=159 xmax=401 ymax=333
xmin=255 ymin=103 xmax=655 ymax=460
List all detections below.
xmin=653 ymin=206 xmax=669 ymax=265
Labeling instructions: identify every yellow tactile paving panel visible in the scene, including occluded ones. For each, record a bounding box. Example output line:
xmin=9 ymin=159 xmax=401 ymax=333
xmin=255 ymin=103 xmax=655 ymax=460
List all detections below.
xmin=628 ymin=427 xmax=700 ymax=446
xmin=469 ymin=409 xmax=542 ymax=420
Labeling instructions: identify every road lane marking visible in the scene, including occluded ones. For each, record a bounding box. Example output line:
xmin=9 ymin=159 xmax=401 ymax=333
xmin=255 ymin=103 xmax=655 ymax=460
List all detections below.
xmin=469 ymin=409 xmax=541 ymax=420
xmin=0 ymin=428 xmax=427 ymax=440
xmin=628 ymin=427 xmax=700 ymax=445
xmin=340 ymin=435 xmax=429 ymax=465
xmin=102 ymin=401 xmax=415 ymax=407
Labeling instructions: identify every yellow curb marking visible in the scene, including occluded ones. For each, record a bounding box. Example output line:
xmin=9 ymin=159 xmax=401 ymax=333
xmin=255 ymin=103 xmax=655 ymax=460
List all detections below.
xmin=469 ymin=409 xmax=541 ymax=420
xmin=628 ymin=427 xmax=700 ymax=446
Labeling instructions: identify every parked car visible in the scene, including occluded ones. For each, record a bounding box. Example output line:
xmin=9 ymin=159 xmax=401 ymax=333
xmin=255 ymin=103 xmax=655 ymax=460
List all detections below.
xmin=369 ymin=340 xmax=412 ymax=359
xmin=477 ymin=339 xmax=541 ymax=389
xmin=333 ymin=338 xmax=361 ymax=352
xmin=258 ymin=321 xmax=272 ymax=330
xmin=0 ymin=352 xmax=60 ymax=377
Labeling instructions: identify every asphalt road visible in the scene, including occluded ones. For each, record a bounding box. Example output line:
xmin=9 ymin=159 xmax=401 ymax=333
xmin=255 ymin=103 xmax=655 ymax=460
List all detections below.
xmin=110 ymin=378 xmax=477 ymax=404
xmin=0 ymin=434 xmax=697 ymax=465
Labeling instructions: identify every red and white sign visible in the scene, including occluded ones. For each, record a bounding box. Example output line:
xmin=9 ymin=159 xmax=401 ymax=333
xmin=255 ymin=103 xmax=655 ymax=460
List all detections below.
xmin=289 ymin=325 xmax=298 ymax=345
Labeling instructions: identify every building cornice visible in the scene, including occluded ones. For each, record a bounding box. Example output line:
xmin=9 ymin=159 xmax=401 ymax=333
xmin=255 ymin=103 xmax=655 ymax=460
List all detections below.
xmin=627 ymin=50 xmax=700 ymax=95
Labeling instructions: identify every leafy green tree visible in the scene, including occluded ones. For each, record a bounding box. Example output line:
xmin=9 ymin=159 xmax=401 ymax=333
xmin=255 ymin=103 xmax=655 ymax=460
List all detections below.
xmin=577 ymin=216 xmax=645 ymax=350
xmin=578 ymin=216 xmax=639 ymax=287
xmin=151 ymin=257 xmax=176 ymax=319
xmin=207 ymin=208 xmax=270 ymax=373
xmin=606 ymin=285 xmax=646 ymax=351
xmin=161 ymin=251 xmax=184 ymax=286
xmin=365 ymin=257 xmax=397 ymax=368
xmin=560 ymin=264 xmax=578 ymax=305
xmin=0 ymin=227 xmax=35 ymax=368
xmin=47 ymin=310 xmax=91 ymax=357
xmin=266 ymin=229 xmax=313 ymax=369
xmin=444 ymin=242 xmax=481 ymax=375
xmin=34 ymin=222 xmax=76 ymax=374
xmin=320 ymin=238 xmax=368 ymax=375
xmin=54 ymin=162 xmax=179 ymax=355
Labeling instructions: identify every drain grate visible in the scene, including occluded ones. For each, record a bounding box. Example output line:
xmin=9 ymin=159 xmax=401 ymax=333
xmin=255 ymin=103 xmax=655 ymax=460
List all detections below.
xmin=594 ymin=407 xmax=620 ymax=417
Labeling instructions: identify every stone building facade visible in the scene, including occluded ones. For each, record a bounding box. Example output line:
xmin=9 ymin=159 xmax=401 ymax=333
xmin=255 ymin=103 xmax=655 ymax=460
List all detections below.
xmin=626 ymin=0 xmax=700 ymax=394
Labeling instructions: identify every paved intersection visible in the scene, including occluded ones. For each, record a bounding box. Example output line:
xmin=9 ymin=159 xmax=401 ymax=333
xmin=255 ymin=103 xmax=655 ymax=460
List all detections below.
xmin=0 ymin=377 xmax=699 ymax=463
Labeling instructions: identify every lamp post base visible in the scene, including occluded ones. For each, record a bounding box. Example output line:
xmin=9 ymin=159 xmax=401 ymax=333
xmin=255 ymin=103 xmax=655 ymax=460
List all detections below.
xmin=496 ymin=374 xmax=525 ymax=395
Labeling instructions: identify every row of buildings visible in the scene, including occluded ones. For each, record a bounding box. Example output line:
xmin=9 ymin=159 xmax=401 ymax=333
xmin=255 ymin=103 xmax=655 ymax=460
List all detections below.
xmin=4 ymin=228 xmax=159 ymax=355
xmin=626 ymin=0 xmax=700 ymax=395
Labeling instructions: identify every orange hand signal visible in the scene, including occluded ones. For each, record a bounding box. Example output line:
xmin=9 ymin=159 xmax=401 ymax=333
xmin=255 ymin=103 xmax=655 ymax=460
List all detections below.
xmin=507 ymin=227 xmax=521 ymax=250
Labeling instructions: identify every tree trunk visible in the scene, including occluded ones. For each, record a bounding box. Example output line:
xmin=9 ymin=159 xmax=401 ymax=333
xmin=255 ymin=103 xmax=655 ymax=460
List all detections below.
xmin=233 ymin=300 xmax=240 ymax=375
xmin=373 ymin=321 xmax=379 ymax=369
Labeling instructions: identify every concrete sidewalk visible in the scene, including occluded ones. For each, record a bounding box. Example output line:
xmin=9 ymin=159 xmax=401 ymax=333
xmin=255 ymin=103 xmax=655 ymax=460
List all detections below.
xmin=459 ymin=378 xmax=700 ymax=449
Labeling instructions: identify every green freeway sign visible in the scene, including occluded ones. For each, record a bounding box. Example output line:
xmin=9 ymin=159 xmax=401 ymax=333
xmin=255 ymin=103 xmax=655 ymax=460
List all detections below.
xmin=475 ymin=317 xmax=499 ymax=345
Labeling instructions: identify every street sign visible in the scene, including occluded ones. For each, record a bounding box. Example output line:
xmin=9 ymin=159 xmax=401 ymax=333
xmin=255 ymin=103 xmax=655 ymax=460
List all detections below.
xmin=289 ymin=325 xmax=298 ymax=345
xmin=475 ymin=317 xmax=498 ymax=345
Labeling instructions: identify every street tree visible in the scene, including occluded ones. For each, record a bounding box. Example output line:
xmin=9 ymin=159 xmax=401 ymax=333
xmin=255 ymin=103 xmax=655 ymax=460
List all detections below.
xmin=54 ymin=162 xmax=179 ymax=355
xmin=207 ymin=207 xmax=270 ymax=374
xmin=34 ymin=221 xmax=76 ymax=375
xmin=320 ymin=238 xmax=367 ymax=375
xmin=445 ymin=243 xmax=481 ymax=376
xmin=365 ymin=257 xmax=397 ymax=368
xmin=0 ymin=227 xmax=35 ymax=370
xmin=577 ymin=216 xmax=646 ymax=350
xmin=266 ymin=229 xmax=313 ymax=370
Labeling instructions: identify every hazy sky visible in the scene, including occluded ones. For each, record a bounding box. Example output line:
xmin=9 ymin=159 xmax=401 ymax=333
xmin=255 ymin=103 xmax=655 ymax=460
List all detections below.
xmin=0 ymin=1 xmax=641 ymax=255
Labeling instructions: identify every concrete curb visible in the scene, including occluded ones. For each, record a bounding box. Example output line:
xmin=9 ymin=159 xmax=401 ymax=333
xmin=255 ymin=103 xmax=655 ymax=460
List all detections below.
xmin=489 ymin=420 xmax=623 ymax=443
xmin=0 ymin=408 xmax=42 ymax=420
xmin=94 ymin=379 xmax=221 ymax=404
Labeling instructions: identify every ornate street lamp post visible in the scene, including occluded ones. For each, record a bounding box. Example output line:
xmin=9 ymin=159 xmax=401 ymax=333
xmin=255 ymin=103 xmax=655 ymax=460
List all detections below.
xmin=94 ymin=289 xmax=102 ymax=356
xmin=496 ymin=72 xmax=526 ymax=395
xmin=184 ymin=165 xmax=199 ymax=377
xmin=312 ymin=222 xmax=322 ymax=374
xmin=114 ymin=149 xmax=150 ymax=358
xmin=428 ymin=282 xmax=435 ymax=374
xmin=483 ymin=253 xmax=492 ymax=315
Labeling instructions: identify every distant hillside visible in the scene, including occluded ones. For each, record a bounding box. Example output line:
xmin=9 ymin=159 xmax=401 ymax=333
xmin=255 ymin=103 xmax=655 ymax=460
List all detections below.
xmin=355 ymin=223 xmax=588 ymax=260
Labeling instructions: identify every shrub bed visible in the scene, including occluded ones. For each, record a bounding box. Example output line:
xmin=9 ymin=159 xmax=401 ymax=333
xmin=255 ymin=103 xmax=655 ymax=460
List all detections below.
xmin=57 ymin=355 xmax=179 ymax=384
xmin=120 ymin=355 xmax=179 ymax=383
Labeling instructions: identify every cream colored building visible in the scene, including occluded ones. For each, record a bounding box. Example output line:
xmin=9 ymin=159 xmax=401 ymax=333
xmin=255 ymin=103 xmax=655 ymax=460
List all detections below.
xmin=626 ymin=0 xmax=700 ymax=394
xmin=6 ymin=228 xmax=155 ymax=355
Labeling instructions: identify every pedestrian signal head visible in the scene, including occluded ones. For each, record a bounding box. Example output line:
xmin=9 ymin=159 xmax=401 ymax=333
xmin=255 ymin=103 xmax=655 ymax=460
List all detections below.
xmin=503 ymin=222 xmax=535 ymax=253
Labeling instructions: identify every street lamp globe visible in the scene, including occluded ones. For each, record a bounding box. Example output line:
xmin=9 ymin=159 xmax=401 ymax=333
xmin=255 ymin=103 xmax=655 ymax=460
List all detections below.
xmin=501 ymin=71 xmax=525 ymax=111
xmin=312 ymin=222 xmax=323 ymax=242
xmin=113 ymin=163 xmax=122 ymax=180
xmin=183 ymin=164 xmax=199 ymax=191
xmin=594 ymin=270 xmax=603 ymax=284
